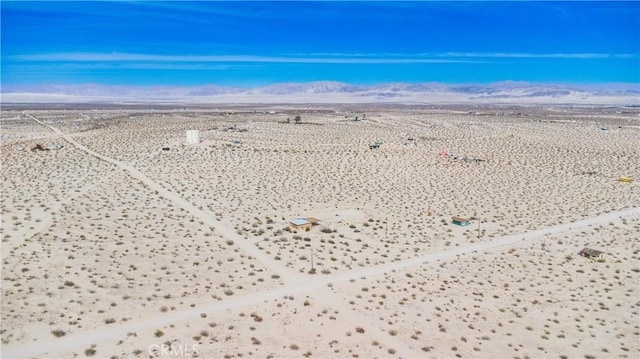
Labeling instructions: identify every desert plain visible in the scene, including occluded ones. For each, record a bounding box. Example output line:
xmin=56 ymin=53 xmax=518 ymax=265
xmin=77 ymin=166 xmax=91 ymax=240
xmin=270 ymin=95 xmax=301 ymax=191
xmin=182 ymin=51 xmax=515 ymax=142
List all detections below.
xmin=1 ymin=104 xmax=639 ymax=359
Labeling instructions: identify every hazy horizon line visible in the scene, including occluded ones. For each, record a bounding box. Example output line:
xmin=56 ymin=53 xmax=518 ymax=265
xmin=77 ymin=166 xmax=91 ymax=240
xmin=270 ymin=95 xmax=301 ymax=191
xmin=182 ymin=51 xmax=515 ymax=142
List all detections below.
xmin=4 ymin=80 xmax=639 ymax=88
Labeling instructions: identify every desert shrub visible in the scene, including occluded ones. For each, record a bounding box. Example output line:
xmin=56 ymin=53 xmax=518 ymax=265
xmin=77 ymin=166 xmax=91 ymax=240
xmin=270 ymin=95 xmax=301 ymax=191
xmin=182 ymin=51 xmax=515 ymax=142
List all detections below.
xmin=250 ymin=312 xmax=264 ymax=322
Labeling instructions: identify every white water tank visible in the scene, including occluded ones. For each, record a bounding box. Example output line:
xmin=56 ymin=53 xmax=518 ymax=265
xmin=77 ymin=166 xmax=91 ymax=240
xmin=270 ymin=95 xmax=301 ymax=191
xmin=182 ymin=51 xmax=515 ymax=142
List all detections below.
xmin=186 ymin=130 xmax=200 ymax=144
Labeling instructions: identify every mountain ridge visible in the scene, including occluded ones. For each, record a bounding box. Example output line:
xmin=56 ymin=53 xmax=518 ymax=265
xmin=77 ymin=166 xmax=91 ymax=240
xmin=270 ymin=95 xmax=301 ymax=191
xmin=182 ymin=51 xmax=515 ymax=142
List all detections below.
xmin=2 ymin=81 xmax=638 ymax=105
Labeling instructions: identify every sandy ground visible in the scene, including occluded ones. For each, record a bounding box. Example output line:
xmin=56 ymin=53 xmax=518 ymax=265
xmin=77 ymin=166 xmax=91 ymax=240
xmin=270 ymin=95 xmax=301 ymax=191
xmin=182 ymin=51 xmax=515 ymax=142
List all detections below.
xmin=1 ymin=105 xmax=639 ymax=358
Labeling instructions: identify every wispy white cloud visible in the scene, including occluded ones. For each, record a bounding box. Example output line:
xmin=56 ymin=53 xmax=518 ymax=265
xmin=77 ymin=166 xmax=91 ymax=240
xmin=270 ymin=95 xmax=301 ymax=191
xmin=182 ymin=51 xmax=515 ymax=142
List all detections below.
xmin=303 ymin=52 xmax=637 ymax=59
xmin=11 ymin=52 xmax=481 ymax=64
xmin=11 ymin=51 xmax=635 ymax=67
xmin=58 ymin=62 xmax=239 ymax=71
xmin=438 ymin=52 xmax=636 ymax=59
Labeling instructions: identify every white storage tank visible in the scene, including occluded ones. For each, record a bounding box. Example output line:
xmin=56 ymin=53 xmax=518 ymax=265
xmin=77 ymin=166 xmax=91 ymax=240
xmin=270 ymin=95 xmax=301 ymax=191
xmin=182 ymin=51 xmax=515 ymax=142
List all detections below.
xmin=186 ymin=130 xmax=200 ymax=144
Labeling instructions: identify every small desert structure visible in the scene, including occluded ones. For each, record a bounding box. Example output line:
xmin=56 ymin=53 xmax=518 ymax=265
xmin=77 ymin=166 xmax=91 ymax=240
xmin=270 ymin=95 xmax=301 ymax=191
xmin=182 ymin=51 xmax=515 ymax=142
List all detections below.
xmin=3 ymin=106 xmax=640 ymax=359
xmin=185 ymin=130 xmax=201 ymax=144
xmin=618 ymin=176 xmax=633 ymax=183
xmin=452 ymin=216 xmax=471 ymax=226
xmin=578 ymin=247 xmax=605 ymax=260
xmin=289 ymin=217 xmax=320 ymax=231
xmin=369 ymin=140 xmax=383 ymax=149
xmin=30 ymin=143 xmax=63 ymax=151
xmin=30 ymin=144 xmax=47 ymax=152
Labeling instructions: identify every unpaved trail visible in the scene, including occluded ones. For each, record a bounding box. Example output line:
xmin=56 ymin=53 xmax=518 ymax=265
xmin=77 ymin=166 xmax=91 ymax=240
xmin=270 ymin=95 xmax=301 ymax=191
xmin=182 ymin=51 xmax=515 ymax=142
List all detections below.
xmin=24 ymin=113 xmax=301 ymax=284
xmin=1 ymin=152 xmax=123 ymax=247
xmin=4 ymin=202 xmax=638 ymax=358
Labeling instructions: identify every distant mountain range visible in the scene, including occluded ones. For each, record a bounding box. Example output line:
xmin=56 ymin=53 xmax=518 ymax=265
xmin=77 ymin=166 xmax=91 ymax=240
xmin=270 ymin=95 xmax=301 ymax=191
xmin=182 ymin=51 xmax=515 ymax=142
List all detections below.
xmin=2 ymin=81 xmax=638 ymax=105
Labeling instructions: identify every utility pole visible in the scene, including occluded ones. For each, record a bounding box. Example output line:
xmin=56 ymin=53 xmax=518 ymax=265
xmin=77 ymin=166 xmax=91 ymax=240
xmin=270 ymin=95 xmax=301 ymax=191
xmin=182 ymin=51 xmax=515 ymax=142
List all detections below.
xmin=309 ymin=249 xmax=315 ymax=274
xmin=385 ymin=217 xmax=388 ymax=236
xmin=477 ymin=219 xmax=481 ymax=240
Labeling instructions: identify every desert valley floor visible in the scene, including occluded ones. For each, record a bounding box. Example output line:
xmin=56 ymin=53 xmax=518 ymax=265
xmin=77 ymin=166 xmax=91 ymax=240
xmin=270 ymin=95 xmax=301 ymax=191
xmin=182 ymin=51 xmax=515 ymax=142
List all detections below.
xmin=1 ymin=104 xmax=639 ymax=358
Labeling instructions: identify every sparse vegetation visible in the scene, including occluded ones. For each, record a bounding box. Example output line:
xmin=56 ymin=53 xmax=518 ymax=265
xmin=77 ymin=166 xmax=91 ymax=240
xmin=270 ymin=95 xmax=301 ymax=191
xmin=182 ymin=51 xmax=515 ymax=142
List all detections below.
xmin=3 ymin=107 xmax=638 ymax=359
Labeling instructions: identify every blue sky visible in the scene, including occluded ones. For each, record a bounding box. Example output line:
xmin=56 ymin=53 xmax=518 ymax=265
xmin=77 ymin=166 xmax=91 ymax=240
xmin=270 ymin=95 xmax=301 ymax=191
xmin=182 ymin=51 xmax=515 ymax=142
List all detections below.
xmin=1 ymin=1 xmax=639 ymax=87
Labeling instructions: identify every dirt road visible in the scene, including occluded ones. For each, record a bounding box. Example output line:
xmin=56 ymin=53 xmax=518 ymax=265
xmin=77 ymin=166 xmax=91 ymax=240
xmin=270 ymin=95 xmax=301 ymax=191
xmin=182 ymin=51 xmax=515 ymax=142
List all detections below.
xmin=5 ymin=200 xmax=638 ymax=358
xmin=5 ymin=114 xmax=637 ymax=358
xmin=25 ymin=113 xmax=300 ymax=283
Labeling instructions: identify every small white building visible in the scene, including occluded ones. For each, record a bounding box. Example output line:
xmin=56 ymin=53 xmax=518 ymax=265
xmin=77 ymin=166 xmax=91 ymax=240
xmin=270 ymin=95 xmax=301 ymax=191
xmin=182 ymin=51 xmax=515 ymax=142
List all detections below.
xmin=186 ymin=130 xmax=200 ymax=144
xmin=289 ymin=217 xmax=320 ymax=231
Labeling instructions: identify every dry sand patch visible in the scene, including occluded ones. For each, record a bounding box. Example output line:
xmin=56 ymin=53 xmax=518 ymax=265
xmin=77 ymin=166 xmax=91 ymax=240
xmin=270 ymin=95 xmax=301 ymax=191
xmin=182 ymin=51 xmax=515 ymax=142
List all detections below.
xmin=332 ymin=215 xmax=640 ymax=358
xmin=1 ymin=105 xmax=638 ymax=358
